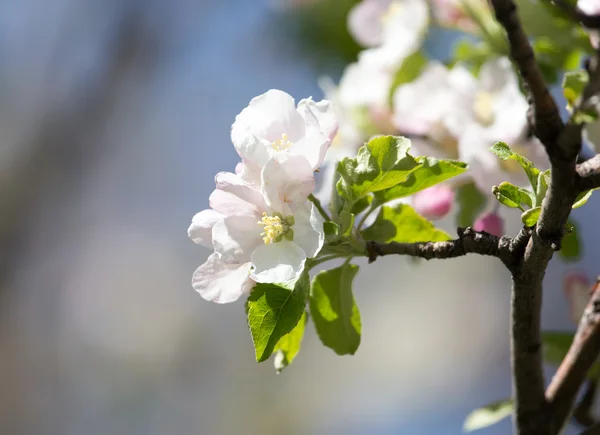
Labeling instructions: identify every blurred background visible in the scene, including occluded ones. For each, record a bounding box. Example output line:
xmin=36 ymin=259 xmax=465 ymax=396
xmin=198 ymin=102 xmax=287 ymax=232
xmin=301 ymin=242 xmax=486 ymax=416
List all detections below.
xmin=0 ymin=0 xmax=599 ymax=434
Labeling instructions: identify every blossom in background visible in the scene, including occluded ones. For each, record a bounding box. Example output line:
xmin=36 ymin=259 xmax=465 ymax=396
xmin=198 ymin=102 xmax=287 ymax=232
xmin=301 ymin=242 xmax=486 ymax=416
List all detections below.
xmin=189 ymin=165 xmax=325 ymax=303
xmin=473 ymin=211 xmax=503 ymax=237
xmin=411 ymin=184 xmax=455 ymax=220
xmin=347 ymin=0 xmax=428 ymax=49
xmin=231 ymin=89 xmax=337 ymax=185
xmin=578 ymin=0 xmax=600 ymax=48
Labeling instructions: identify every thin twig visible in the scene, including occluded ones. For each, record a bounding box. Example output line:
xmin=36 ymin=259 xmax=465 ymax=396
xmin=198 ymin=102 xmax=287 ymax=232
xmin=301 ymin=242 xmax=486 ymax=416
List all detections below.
xmin=365 ymin=227 xmax=516 ymax=266
xmin=546 ymin=280 xmax=600 ymax=430
xmin=308 ymin=194 xmax=330 ymax=221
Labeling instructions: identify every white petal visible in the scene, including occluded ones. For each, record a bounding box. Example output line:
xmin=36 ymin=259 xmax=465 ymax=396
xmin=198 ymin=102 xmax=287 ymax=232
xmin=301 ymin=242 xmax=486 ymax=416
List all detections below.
xmin=188 ymin=209 xmax=223 ymax=247
xmin=291 ymin=203 xmax=325 ymax=258
xmin=339 ymin=59 xmax=392 ymax=108
xmin=297 ymin=98 xmax=339 ymax=142
xmin=214 ymin=171 xmax=266 ymax=209
xmin=232 ymin=89 xmax=305 ymax=143
xmin=209 ymin=188 xmax=260 ymax=218
xmin=261 ymin=155 xmax=315 ymax=210
xmin=250 ymin=240 xmax=306 ymax=284
xmin=478 ymin=57 xmax=516 ymax=94
xmin=212 ymin=216 xmax=263 ymax=263
xmin=192 ymin=253 xmax=253 ymax=304
xmin=347 ymin=0 xmax=387 ymax=47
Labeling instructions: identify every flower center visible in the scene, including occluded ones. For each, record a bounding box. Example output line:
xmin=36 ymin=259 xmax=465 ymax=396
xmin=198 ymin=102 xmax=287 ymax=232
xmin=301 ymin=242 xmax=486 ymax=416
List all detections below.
xmin=271 ymin=133 xmax=293 ymax=152
xmin=473 ymin=91 xmax=495 ymax=126
xmin=257 ymin=212 xmax=295 ymax=244
xmin=381 ymin=3 xmax=402 ymax=25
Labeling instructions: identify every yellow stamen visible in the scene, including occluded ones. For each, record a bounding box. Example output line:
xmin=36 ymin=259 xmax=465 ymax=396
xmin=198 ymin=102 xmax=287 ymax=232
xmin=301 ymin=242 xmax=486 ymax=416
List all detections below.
xmin=257 ymin=212 xmax=285 ymax=244
xmin=381 ymin=3 xmax=402 ymax=25
xmin=271 ymin=133 xmax=293 ymax=152
xmin=473 ymin=91 xmax=495 ymax=126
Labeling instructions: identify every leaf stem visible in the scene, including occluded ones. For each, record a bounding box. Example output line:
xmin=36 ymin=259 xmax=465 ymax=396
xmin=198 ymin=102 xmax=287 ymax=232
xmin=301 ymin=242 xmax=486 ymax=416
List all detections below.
xmin=309 ymin=194 xmax=330 ymax=222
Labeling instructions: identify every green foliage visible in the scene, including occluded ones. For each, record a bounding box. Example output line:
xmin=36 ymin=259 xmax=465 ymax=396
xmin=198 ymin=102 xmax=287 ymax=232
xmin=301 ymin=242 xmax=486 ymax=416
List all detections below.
xmin=273 ymin=312 xmax=307 ymax=373
xmin=455 ymin=181 xmax=487 ymax=227
xmin=493 ymin=181 xmax=533 ymax=210
xmin=521 ymin=207 xmax=541 ymax=227
xmin=246 ymin=272 xmax=310 ymax=363
xmin=336 ymin=136 xmax=419 ymax=204
xmin=388 ymin=51 xmax=428 ymax=104
xmin=362 ymin=204 xmax=451 ymax=243
xmin=463 ymin=399 xmax=514 ymax=432
xmin=323 ymin=221 xmax=341 ymax=243
xmin=562 ymin=70 xmax=589 ymax=110
xmin=373 ymin=156 xmax=467 ymax=205
xmin=310 ymin=263 xmax=361 ymax=355
xmin=490 ymin=142 xmax=540 ymax=190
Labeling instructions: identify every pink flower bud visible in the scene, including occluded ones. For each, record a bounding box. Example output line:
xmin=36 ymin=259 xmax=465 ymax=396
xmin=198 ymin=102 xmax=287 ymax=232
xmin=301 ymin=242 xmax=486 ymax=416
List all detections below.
xmin=473 ymin=211 xmax=504 ymax=237
xmin=564 ymin=271 xmax=591 ymax=324
xmin=412 ymin=184 xmax=454 ymax=220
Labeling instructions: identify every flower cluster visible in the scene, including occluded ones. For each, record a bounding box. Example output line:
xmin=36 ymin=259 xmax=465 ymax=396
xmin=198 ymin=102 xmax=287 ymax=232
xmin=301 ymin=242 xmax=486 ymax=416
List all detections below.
xmin=188 ymin=90 xmax=338 ymax=303
xmin=322 ymin=0 xmax=548 ymax=228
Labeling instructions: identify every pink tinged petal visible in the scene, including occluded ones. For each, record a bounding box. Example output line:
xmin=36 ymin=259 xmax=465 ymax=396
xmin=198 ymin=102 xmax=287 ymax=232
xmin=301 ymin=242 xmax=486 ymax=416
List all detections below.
xmin=578 ymin=0 xmax=600 ymax=15
xmin=261 ymin=155 xmax=315 ymax=209
xmin=564 ymin=272 xmax=591 ymax=324
xmin=209 ymin=188 xmax=262 ymax=218
xmin=230 ymin=125 xmax=270 ymax=168
xmin=473 ymin=212 xmax=504 ymax=237
xmin=212 ymin=216 xmax=263 ymax=263
xmin=290 ymin=131 xmax=330 ymax=171
xmin=214 ymin=172 xmax=266 ymax=209
xmin=297 ymin=98 xmax=339 ymax=142
xmin=188 ymin=209 xmax=223 ymax=247
xmin=347 ymin=0 xmax=387 ymax=47
xmin=192 ymin=253 xmax=254 ymax=304
xmin=235 ymin=162 xmax=244 ymax=175
xmin=250 ymin=240 xmax=307 ymax=284
xmin=233 ymin=89 xmax=305 ymax=143
xmin=290 ymin=203 xmax=325 ymax=258
xmin=412 ymin=184 xmax=454 ymax=220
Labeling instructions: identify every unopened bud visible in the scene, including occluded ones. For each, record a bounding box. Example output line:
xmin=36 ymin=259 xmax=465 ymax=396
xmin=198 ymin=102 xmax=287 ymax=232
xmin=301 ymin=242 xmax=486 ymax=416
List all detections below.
xmin=412 ymin=184 xmax=454 ymax=220
xmin=473 ymin=211 xmax=504 ymax=237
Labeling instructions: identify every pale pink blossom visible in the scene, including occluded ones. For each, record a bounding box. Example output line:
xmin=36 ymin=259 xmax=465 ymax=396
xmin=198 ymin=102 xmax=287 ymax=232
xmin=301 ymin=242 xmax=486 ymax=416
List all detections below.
xmin=411 ymin=184 xmax=454 ymax=220
xmin=473 ymin=211 xmax=504 ymax=237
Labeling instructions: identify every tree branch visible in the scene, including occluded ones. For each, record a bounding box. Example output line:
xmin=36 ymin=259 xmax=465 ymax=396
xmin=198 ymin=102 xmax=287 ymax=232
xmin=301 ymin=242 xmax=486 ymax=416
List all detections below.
xmin=546 ymin=279 xmax=600 ymax=430
xmin=488 ymin=0 xmax=584 ymax=433
xmin=365 ymin=227 xmax=517 ymax=266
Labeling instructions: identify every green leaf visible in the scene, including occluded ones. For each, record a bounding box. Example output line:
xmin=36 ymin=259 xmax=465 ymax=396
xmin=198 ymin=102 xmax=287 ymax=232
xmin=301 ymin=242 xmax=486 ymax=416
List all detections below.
xmin=362 ymin=204 xmax=451 ymax=243
xmin=273 ymin=311 xmax=307 ymax=373
xmin=455 ymin=181 xmax=487 ymax=227
xmin=573 ymin=189 xmax=594 ymax=209
xmin=336 ymin=136 xmax=420 ymax=204
xmin=310 ymin=263 xmax=361 ymax=355
xmin=534 ymin=170 xmax=550 ymax=207
xmin=373 ymin=156 xmax=467 ymax=204
xmin=350 ymin=195 xmax=372 ymax=215
xmin=388 ymin=51 xmax=428 ymax=104
xmin=323 ymin=221 xmax=341 ymax=243
xmin=339 ymin=210 xmax=355 ymax=235
xmin=562 ymin=70 xmax=589 ymax=110
xmin=246 ymin=272 xmax=310 ymax=363
xmin=463 ymin=399 xmax=514 ymax=432
xmin=521 ymin=206 xmax=541 ymax=227
xmin=559 ymin=220 xmax=581 ymax=262
xmin=493 ymin=181 xmax=532 ymax=210
xmin=573 ymin=108 xmax=599 ymax=124
xmin=490 ymin=142 xmax=540 ymax=191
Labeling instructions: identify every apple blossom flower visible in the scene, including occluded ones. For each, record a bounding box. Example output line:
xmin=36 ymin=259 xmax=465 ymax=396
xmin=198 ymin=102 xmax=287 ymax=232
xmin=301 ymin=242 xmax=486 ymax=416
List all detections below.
xmin=189 ymin=160 xmax=325 ymax=303
xmin=473 ymin=211 xmax=504 ymax=237
xmin=231 ymin=89 xmax=338 ymax=183
xmin=563 ymin=271 xmax=592 ymax=324
xmin=412 ymin=184 xmax=455 ymax=220
xmin=455 ymin=57 xmax=548 ymax=192
xmin=392 ymin=61 xmax=476 ymax=159
xmin=348 ymin=0 xmax=428 ymax=49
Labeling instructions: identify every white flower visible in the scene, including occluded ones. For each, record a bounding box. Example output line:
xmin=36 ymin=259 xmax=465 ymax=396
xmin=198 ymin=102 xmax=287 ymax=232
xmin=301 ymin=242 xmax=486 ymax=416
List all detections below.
xmin=189 ymin=162 xmax=325 ymax=303
xmin=578 ymin=0 xmax=600 ymax=48
xmin=455 ymin=58 xmax=548 ymax=191
xmin=392 ymin=61 xmax=476 ymax=158
xmin=231 ymin=89 xmax=338 ymax=182
xmin=348 ymin=0 xmax=428 ymax=50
